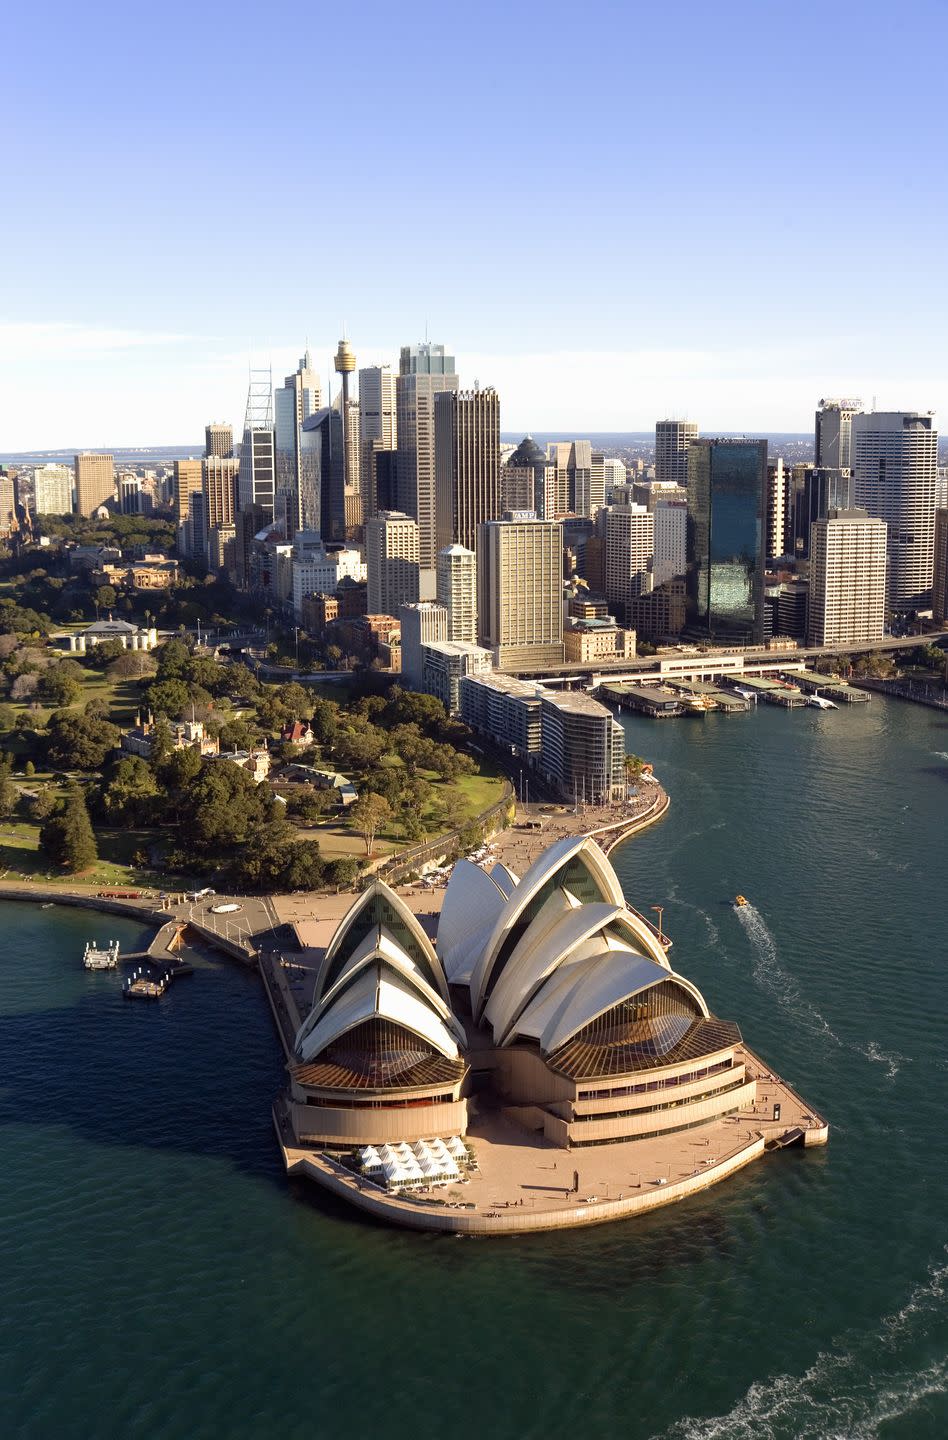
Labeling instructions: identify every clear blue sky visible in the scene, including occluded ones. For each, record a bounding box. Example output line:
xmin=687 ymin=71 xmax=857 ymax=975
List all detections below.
xmin=3 ymin=0 xmax=947 ymax=447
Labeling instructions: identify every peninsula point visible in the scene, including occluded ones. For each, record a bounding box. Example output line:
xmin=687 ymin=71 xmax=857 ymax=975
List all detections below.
xmin=264 ymin=835 xmax=827 ymax=1234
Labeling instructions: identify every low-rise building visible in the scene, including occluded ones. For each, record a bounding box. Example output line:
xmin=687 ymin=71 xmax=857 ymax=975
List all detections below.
xmin=65 ymin=620 xmax=158 ymax=654
xmin=563 ymin=617 xmax=636 ymax=663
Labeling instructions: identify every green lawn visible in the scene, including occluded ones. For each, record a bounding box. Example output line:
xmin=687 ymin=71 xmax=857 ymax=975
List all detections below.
xmin=0 ymin=819 xmax=162 ymax=887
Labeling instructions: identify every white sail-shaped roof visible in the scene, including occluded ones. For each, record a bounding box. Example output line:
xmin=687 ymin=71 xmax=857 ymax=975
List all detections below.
xmin=437 ymin=859 xmax=509 ymax=984
xmin=485 ymin=901 xmax=624 ymax=1043
xmin=469 ymin=835 xmax=626 ymax=1020
xmin=297 ymin=926 xmax=464 ymax=1056
xmin=296 ymin=964 xmax=461 ymax=1065
xmin=537 ymin=954 xmax=708 ymax=1056
xmin=489 ymin=862 xmax=520 ymax=897
xmin=314 ymin=879 xmax=449 ymax=1005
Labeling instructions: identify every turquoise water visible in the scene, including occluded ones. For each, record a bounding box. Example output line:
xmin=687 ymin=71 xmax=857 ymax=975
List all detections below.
xmin=1 ymin=696 xmax=947 ymax=1439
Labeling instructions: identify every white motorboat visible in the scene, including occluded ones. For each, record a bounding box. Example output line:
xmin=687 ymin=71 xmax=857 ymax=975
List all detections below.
xmin=807 ymin=695 xmax=837 ymax=710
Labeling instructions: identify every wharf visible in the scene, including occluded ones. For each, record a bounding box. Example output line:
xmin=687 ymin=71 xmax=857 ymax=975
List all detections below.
xmin=730 ymin=674 xmax=805 ymax=707
xmin=600 ymin=681 xmax=683 ymax=718
xmin=124 ymin=968 xmax=172 ymax=999
xmin=664 ymin=680 xmax=750 ymax=713
xmin=788 ymin=669 xmax=870 ymax=703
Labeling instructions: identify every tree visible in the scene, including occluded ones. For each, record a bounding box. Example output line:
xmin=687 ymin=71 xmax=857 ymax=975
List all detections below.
xmin=156 ymin=638 xmax=191 ymax=679
xmin=280 ymin=840 xmax=325 ymax=891
xmin=145 ymin=678 xmax=195 ymax=718
xmin=108 ymin=651 xmax=158 ymax=681
xmin=348 ymin=792 xmax=392 ymax=856
xmin=0 ymin=703 xmax=16 ymax=732
xmin=38 ymin=669 xmax=82 ymax=707
xmin=0 ymin=768 xmax=17 ymax=817
xmin=29 ymin=787 xmax=58 ymax=822
xmin=46 ymin=710 xmax=120 ymax=770
xmin=327 ymin=856 xmax=359 ymax=890
xmin=95 ymin=586 xmax=118 ymax=613
xmin=40 ymin=788 xmax=98 ymax=872
xmin=100 ymin=756 xmax=160 ymax=825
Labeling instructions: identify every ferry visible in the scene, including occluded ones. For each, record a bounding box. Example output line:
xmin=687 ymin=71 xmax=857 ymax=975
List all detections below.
xmin=734 ymin=895 xmax=749 ymax=908
xmin=807 ymin=695 xmax=837 ymax=710
xmin=83 ymin=939 xmax=120 ymax=970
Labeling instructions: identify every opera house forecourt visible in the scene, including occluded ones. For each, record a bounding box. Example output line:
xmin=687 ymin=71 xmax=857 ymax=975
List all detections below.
xmin=268 ymin=837 xmax=827 ymax=1234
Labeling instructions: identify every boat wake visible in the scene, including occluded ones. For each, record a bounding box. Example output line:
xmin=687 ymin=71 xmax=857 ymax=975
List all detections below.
xmin=658 ymin=1250 xmax=948 ymax=1439
xmin=732 ymin=904 xmax=908 ymax=1077
xmin=664 ymin=884 xmax=721 ymax=944
xmin=930 ymin=751 xmax=948 ymax=762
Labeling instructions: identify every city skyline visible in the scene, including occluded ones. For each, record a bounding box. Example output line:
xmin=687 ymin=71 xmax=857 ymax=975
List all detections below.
xmin=4 ymin=0 xmax=947 ymax=448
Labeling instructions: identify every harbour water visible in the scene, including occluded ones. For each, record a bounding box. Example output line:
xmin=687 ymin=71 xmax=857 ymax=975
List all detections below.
xmin=1 ymin=695 xmax=947 ymax=1439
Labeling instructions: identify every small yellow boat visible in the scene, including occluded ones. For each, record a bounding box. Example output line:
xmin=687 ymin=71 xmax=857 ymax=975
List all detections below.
xmin=734 ymin=894 xmax=748 ymax=907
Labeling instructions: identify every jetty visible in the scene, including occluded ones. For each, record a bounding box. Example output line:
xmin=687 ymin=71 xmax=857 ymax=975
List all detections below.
xmin=124 ymin=966 xmax=172 ymax=999
xmin=83 ymin=939 xmax=119 ymax=970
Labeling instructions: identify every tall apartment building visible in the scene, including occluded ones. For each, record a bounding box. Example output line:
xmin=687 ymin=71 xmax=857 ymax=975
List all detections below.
xmin=653 ymin=499 xmax=687 ymax=585
xmin=205 ymin=423 xmax=234 ymax=459
xmin=933 ymin=509 xmax=948 ymax=623
xmin=807 ymin=508 xmax=887 ymax=647
xmin=173 ymin=459 xmax=203 ymax=532
xmin=400 ymin=601 xmax=448 ymax=688
xmin=74 ymin=453 xmax=115 ymax=516
xmin=33 ymin=463 xmax=73 ymax=514
xmin=851 ymin=410 xmax=938 ymax=611
xmin=0 ymin=476 xmax=16 ymax=537
xmin=604 ymin=504 xmax=654 ymax=622
xmin=202 ymin=455 xmax=240 ymax=529
xmin=396 ymin=342 xmax=459 ymax=574
xmin=764 ymin=458 xmax=784 ymax=560
xmin=815 ymin=398 xmax=862 ymax=470
xmin=437 ymin=544 xmax=477 ymax=643
xmin=237 ymin=372 xmax=276 ymax=521
xmin=686 ymin=438 xmax=766 ymax=643
xmin=359 ymin=365 xmax=397 ymax=521
xmin=366 ymin=511 xmax=420 ymax=617
xmin=477 ymin=515 xmax=564 ymax=670
xmin=655 ymin=420 xmax=699 ymax=485
xmin=601 ymin=456 xmax=627 ymax=500
xmin=434 ymin=387 xmax=501 ymax=554
xmin=275 ymin=350 xmax=322 ymax=537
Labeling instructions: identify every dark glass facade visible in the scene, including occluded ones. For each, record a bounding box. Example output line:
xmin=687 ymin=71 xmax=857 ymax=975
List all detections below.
xmin=686 ymin=439 xmax=766 ymax=642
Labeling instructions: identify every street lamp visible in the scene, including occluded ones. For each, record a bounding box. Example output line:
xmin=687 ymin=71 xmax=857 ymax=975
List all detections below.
xmin=650 ymin=904 xmax=664 ymax=943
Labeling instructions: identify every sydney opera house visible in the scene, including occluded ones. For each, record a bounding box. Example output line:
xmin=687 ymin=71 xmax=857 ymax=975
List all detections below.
xmin=282 ymin=836 xmax=825 ymax=1195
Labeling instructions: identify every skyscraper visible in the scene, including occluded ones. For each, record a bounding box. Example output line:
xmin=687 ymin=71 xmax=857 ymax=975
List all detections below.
xmin=237 ymin=371 xmax=276 ymax=520
xmin=766 ymin=458 xmax=787 ymax=560
xmin=74 ymin=453 xmax=115 ymax=516
xmin=653 ymin=499 xmax=687 ymax=586
xmin=434 ymin=387 xmax=501 ymax=554
xmin=807 ymin=508 xmax=887 ymax=647
xmin=815 ymin=398 xmax=862 ymax=470
xmin=301 ymin=407 xmax=345 ymax=542
xmin=359 ymin=365 xmax=397 ymax=521
xmin=203 ymin=455 xmax=239 ymax=529
xmin=33 ymin=463 xmax=73 ymax=514
xmin=604 ymin=504 xmax=654 ymax=622
xmin=205 ymin=423 xmax=234 ymax=459
xmin=933 ymin=509 xmax=948 ymax=624
xmin=502 ymin=436 xmax=552 ymax=515
xmin=397 ymin=342 xmax=459 ymax=574
xmin=275 ymin=350 xmax=321 ymax=537
xmin=437 ymin=544 xmax=477 ymax=643
xmin=655 ymin=420 xmax=699 ymax=485
xmin=850 ymin=410 xmax=938 ymax=611
xmin=173 ymin=459 xmax=203 ymax=544
xmin=788 ymin=466 xmax=853 ymax=560
xmin=366 ymin=511 xmax=420 ymax=617
xmin=686 ymin=438 xmax=767 ymax=643
xmin=477 ymin=515 xmax=564 ymax=670
xmin=546 ymin=441 xmax=593 ymax=518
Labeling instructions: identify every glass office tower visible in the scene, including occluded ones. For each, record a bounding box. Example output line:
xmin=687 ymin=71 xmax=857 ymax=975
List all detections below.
xmin=686 ymin=438 xmax=766 ymax=642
